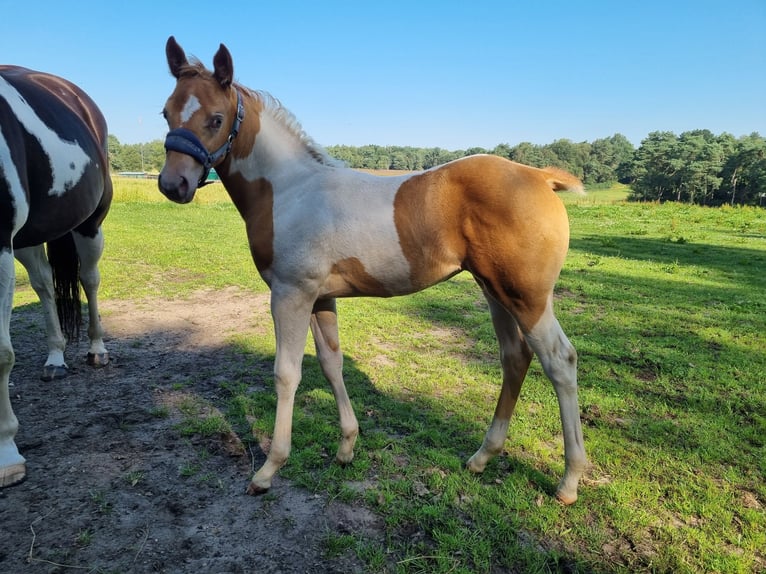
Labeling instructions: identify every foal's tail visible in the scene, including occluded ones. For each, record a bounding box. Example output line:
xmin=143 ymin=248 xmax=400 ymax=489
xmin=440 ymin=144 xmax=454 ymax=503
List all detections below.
xmin=542 ymin=166 xmax=586 ymax=195
xmin=47 ymin=233 xmax=82 ymax=342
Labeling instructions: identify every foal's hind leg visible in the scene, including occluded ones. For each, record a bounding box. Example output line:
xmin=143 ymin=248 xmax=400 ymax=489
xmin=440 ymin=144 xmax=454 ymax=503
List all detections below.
xmin=310 ymin=299 xmax=359 ymax=464
xmin=14 ymin=245 xmax=68 ymax=380
xmin=467 ymin=294 xmax=533 ymax=473
xmin=72 ymin=229 xmax=108 ymax=366
xmin=524 ymin=300 xmax=586 ymax=505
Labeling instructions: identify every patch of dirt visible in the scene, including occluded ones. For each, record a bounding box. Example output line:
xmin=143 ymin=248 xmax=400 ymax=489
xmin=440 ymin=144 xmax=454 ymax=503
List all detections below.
xmin=1 ymin=287 xmax=382 ymax=573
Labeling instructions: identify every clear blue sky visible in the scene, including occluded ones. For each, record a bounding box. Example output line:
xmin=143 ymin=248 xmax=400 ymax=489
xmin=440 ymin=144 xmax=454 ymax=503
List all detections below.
xmin=2 ymin=1 xmax=764 ymax=149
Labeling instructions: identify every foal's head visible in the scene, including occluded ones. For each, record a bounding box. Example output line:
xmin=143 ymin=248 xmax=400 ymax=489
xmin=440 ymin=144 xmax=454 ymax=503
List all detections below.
xmin=158 ymin=36 xmax=242 ymax=203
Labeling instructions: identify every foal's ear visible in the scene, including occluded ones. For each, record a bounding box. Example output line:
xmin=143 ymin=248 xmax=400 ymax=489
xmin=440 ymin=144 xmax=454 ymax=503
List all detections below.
xmin=212 ymin=43 xmax=234 ymax=89
xmin=166 ymin=36 xmax=188 ymax=79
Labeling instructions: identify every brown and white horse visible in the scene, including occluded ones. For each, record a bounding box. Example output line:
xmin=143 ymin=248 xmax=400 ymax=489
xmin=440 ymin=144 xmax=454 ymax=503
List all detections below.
xmin=0 ymin=66 xmax=112 ymax=487
xmin=158 ymin=37 xmax=587 ymax=504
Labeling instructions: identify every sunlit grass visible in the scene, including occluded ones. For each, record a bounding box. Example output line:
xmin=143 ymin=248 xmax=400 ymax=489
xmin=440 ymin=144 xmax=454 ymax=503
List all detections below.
xmin=111 ymin=176 xmax=231 ymax=204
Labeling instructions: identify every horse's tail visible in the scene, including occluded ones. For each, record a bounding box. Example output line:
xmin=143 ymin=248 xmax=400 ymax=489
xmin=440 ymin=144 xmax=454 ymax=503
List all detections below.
xmin=542 ymin=166 xmax=586 ymax=195
xmin=47 ymin=233 xmax=82 ymax=342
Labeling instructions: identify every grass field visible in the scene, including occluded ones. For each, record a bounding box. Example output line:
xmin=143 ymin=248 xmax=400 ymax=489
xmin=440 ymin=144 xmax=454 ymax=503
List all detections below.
xmin=15 ymin=177 xmax=766 ymax=572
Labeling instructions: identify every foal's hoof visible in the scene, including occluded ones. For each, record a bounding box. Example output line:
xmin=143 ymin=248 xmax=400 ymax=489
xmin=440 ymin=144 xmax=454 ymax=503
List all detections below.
xmin=41 ymin=364 xmax=69 ymax=382
xmin=0 ymin=462 xmax=26 ymax=488
xmin=246 ymin=480 xmax=270 ymax=496
xmin=87 ymin=352 xmax=110 ymax=367
xmin=555 ymin=487 xmax=578 ymax=506
xmin=465 ymin=453 xmax=488 ymax=474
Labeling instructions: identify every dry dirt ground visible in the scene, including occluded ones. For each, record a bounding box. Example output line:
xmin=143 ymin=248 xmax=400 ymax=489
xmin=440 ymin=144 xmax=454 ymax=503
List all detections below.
xmin=0 ymin=288 xmax=383 ymax=573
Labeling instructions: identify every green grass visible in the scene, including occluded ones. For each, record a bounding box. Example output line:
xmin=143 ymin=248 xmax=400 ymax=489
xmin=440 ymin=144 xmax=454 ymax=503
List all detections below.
xmin=14 ymin=179 xmax=766 ymax=572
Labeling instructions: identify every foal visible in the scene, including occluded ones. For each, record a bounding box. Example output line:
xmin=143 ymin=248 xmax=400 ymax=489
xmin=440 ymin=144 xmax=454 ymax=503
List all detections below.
xmin=158 ymin=37 xmax=587 ymax=504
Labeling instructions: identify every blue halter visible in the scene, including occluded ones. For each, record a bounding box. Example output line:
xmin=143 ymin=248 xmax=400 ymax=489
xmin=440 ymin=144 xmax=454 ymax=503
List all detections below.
xmin=163 ymin=90 xmax=245 ymax=186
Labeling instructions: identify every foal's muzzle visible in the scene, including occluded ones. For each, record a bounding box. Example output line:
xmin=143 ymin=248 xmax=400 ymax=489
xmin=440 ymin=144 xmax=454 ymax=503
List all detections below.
xmin=164 ymin=128 xmax=211 ymax=183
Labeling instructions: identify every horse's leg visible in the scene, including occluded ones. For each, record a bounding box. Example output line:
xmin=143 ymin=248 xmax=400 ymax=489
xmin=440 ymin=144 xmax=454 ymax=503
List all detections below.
xmin=0 ymin=250 xmax=26 ymax=487
xmin=14 ymin=245 xmax=68 ymax=381
xmin=309 ymin=298 xmax=358 ymax=464
xmin=523 ymin=298 xmax=586 ymax=505
xmin=467 ymin=294 xmax=533 ymax=473
xmin=247 ymin=287 xmax=314 ymax=494
xmin=72 ymin=229 xmax=108 ymax=366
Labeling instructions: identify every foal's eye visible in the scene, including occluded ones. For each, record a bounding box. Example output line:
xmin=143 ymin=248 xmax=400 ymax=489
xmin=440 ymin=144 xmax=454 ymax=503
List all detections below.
xmin=210 ymin=115 xmax=224 ymax=130
xmin=161 ymin=109 xmax=168 ymax=121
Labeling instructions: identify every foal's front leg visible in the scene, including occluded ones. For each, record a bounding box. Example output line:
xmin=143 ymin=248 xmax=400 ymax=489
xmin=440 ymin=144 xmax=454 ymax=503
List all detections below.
xmin=247 ymin=287 xmax=314 ymax=495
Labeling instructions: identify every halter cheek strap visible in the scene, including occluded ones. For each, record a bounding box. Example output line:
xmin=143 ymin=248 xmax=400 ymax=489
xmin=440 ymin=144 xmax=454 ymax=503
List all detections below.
xmin=164 ymin=90 xmax=245 ymax=187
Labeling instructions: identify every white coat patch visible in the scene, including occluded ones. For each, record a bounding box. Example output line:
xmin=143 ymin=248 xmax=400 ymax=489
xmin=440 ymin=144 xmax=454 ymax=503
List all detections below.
xmin=180 ymin=94 xmax=201 ymax=124
xmin=0 ymin=127 xmax=29 ymax=235
xmin=0 ymin=76 xmax=90 ymax=198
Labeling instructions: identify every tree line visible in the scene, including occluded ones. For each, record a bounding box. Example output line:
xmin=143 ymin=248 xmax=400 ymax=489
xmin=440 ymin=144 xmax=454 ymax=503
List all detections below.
xmin=108 ymin=130 xmax=765 ymax=206
xmin=108 ymin=135 xmax=165 ymax=174
xmin=627 ymin=131 xmax=765 ymax=206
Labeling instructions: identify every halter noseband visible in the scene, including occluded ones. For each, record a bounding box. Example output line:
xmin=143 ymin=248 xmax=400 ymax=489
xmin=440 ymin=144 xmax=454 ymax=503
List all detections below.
xmin=163 ymin=89 xmax=245 ymax=187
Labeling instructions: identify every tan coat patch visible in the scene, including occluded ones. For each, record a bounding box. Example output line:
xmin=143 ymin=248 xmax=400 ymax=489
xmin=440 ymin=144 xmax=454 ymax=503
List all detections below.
xmin=393 ymin=155 xmax=574 ymax=329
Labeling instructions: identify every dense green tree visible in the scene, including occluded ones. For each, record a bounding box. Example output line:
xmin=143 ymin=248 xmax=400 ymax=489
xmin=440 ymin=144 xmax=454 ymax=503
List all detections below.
xmin=629 ymin=131 xmax=680 ymax=201
xmin=422 ymin=147 xmax=460 ymax=169
xmin=674 ymin=130 xmax=724 ymax=204
xmin=491 ymin=143 xmax=513 ymax=159
xmin=464 ymin=146 xmax=488 ymax=157
xmin=508 ymin=142 xmax=556 ymax=168
xmin=389 ymin=150 xmax=410 ymax=170
xmin=143 ymin=140 xmax=166 ymax=172
xmin=108 ymin=135 xmax=166 ymax=173
xmin=718 ymin=133 xmax=766 ymax=205
xmin=547 ymin=139 xmax=590 ymax=179
xmin=107 ymin=134 xmax=124 ymax=172
xmin=586 ymin=134 xmax=635 ymax=184
xmin=629 ymin=131 xmax=764 ymax=205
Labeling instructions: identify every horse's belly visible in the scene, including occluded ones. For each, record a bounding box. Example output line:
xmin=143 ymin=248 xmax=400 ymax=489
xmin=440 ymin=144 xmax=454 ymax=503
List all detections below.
xmin=318 ymin=254 xmax=411 ymax=298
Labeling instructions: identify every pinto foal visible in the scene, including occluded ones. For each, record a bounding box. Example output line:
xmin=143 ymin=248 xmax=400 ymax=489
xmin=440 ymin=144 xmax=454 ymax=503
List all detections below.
xmin=158 ymin=37 xmax=587 ymax=504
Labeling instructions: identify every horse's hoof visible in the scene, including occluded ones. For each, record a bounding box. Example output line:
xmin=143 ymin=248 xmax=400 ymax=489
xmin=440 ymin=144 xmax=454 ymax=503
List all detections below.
xmin=465 ymin=453 xmax=488 ymax=474
xmin=87 ymin=352 xmax=110 ymax=367
xmin=246 ymin=481 xmax=270 ymax=496
xmin=41 ymin=364 xmax=69 ymax=381
xmin=555 ymin=489 xmax=578 ymax=506
xmin=0 ymin=462 xmax=27 ymax=488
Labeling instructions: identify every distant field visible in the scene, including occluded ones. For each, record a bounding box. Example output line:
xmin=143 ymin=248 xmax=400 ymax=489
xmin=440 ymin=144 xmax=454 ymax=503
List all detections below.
xmin=14 ymin=176 xmax=765 ymax=572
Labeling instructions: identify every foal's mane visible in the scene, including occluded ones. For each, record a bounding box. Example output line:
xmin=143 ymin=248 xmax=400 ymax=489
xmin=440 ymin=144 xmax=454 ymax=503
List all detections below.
xmin=244 ymin=87 xmax=342 ymax=167
xmin=176 ymin=59 xmax=341 ymax=168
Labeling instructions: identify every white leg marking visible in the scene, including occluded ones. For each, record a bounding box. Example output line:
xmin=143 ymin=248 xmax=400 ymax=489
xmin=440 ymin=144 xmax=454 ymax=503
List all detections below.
xmin=0 ymin=76 xmax=91 ymax=197
xmin=72 ymin=230 xmax=108 ymax=360
xmin=14 ymin=246 xmax=68 ymax=370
